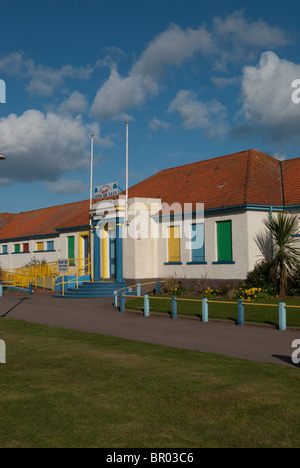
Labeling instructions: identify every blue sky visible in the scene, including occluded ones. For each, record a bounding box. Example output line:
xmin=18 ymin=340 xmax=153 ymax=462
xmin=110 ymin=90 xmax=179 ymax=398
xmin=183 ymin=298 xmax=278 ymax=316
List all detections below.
xmin=1 ymin=0 xmax=300 ymax=212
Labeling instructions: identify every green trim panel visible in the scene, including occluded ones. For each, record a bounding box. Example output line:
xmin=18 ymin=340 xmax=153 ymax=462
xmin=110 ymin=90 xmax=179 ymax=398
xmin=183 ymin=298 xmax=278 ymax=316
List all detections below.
xmin=216 ymin=221 xmax=232 ymax=262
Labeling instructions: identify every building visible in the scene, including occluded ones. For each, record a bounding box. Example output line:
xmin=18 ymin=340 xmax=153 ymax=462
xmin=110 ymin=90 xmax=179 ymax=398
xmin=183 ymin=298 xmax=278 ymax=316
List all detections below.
xmin=0 ymin=200 xmax=90 ymax=271
xmin=1 ymin=149 xmax=300 ymax=290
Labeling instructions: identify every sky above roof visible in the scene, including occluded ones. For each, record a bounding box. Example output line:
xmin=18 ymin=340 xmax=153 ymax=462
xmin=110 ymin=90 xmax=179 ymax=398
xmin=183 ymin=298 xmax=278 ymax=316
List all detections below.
xmin=1 ymin=0 xmax=300 ymax=213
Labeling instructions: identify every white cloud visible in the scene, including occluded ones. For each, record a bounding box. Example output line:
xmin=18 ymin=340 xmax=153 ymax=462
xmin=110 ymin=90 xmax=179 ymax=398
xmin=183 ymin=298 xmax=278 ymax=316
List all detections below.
xmin=214 ymin=11 xmax=290 ymax=49
xmin=91 ymin=15 xmax=290 ymax=122
xmin=26 ymin=64 xmax=95 ymax=96
xmin=239 ymin=51 xmax=300 ymax=140
xmin=0 ymin=109 xmax=109 ymax=185
xmin=91 ymin=65 xmax=145 ymax=121
xmin=132 ymin=23 xmax=214 ymax=78
xmin=91 ymin=23 xmax=214 ymax=120
xmin=211 ymin=75 xmax=240 ymax=87
xmin=0 ymin=52 xmax=97 ymax=96
xmin=273 ymin=152 xmax=287 ymax=161
xmin=45 ymin=178 xmax=87 ymax=194
xmin=0 ymin=177 xmax=10 ymax=186
xmin=168 ymin=90 xmax=228 ymax=137
xmin=213 ymin=10 xmax=290 ymax=68
xmin=149 ymin=117 xmax=170 ymax=131
xmin=0 ymin=51 xmax=28 ymax=75
xmin=58 ymin=91 xmax=88 ymax=115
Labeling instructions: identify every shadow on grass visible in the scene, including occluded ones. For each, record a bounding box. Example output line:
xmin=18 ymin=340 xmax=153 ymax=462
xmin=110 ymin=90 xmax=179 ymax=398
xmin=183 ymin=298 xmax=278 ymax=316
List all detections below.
xmin=273 ymin=355 xmax=300 ymax=368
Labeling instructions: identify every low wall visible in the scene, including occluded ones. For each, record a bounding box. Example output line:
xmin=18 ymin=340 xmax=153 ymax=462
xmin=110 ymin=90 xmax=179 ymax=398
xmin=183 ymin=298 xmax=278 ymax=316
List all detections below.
xmin=124 ymin=277 xmax=244 ymax=296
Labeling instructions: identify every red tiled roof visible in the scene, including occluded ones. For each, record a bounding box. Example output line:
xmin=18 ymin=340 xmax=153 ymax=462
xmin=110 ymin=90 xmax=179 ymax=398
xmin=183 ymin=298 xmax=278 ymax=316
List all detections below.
xmin=129 ymin=149 xmax=283 ymax=209
xmin=0 ymin=200 xmax=89 ymax=240
xmin=281 ymin=157 xmax=300 ymax=206
xmin=0 ymin=149 xmax=299 ymax=241
xmin=0 ymin=213 xmax=17 ymax=231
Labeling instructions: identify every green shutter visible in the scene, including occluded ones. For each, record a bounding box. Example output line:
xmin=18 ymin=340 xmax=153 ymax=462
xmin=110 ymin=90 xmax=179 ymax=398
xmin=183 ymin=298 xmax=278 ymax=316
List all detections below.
xmin=68 ymin=236 xmax=75 ymax=266
xmin=217 ymin=221 xmax=232 ymax=262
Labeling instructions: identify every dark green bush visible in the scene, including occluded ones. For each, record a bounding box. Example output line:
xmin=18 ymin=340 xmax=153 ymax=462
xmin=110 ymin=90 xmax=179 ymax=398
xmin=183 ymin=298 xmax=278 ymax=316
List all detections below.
xmin=243 ymin=260 xmax=278 ymax=296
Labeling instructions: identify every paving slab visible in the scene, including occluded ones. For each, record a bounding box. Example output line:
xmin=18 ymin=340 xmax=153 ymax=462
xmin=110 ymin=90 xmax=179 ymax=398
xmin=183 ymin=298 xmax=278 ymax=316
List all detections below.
xmin=0 ymin=294 xmax=299 ymax=367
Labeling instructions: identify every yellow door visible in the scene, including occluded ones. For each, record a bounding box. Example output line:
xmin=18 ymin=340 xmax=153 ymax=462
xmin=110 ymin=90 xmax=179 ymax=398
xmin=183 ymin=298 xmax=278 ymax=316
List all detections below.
xmin=102 ymin=224 xmax=109 ymax=279
xmin=168 ymin=226 xmax=180 ymax=262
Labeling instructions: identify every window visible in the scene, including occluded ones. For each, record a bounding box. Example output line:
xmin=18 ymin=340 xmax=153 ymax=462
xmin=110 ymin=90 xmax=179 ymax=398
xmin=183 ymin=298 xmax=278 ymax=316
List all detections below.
xmin=2 ymin=245 xmax=8 ymax=254
xmin=14 ymin=244 xmax=20 ymax=253
xmin=190 ymin=223 xmax=205 ymax=263
xmin=36 ymin=242 xmax=44 ymax=251
xmin=167 ymin=226 xmax=181 ymax=263
xmin=23 ymin=243 xmax=29 ymax=253
xmin=47 ymin=240 xmax=54 ymax=251
xmin=216 ymin=221 xmax=233 ymax=262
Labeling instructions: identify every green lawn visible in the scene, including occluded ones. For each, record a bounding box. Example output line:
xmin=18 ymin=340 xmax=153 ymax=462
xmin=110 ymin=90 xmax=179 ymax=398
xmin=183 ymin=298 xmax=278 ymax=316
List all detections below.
xmin=125 ymin=295 xmax=300 ymax=328
xmin=0 ymin=318 xmax=299 ymax=448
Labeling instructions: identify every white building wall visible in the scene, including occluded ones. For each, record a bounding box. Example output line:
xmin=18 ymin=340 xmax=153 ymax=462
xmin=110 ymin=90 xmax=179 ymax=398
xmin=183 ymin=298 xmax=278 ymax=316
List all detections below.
xmin=155 ymin=210 xmax=250 ymax=280
xmin=246 ymin=208 xmax=300 ymax=271
xmin=0 ymin=237 xmax=59 ymax=270
xmin=246 ymin=210 xmax=271 ymax=271
xmin=123 ymin=198 xmax=160 ymax=280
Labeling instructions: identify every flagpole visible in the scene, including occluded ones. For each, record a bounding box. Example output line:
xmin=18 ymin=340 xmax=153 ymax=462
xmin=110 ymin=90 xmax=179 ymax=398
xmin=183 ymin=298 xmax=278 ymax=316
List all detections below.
xmin=90 ymin=133 xmax=94 ymax=213
xmin=88 ymin=133 xmax=94 ymax=280
xmin=125 ymin=121 xmax=129 ymax=226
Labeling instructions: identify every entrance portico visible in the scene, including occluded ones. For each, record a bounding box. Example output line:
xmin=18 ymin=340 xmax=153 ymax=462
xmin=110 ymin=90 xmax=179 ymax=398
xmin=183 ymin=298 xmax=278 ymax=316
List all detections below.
xmin=91 ymin=196 xmax=162 ymax=284
xmin=91 ymin=199 xmax=124 ymax=283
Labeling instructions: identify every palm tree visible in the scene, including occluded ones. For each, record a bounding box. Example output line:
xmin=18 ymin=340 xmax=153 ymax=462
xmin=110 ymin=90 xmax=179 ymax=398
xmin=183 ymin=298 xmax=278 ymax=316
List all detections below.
xmin=263 ymin=212 xmax=300 ymax=297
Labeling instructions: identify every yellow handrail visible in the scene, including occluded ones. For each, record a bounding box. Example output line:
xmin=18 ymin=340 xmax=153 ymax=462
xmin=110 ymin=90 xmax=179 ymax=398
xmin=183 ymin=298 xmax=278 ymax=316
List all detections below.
xmin=116 ymin=280 xmax=167 ymax=294
xmin=53 ymin=262 xmax=93 ymax=296
xmin=1 ymin=258 xmax=91 ymax=292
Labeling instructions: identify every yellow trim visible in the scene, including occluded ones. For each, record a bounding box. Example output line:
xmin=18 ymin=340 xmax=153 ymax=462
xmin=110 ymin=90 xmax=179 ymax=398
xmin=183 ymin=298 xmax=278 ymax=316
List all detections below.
xmin=102 ymin=225 xmax=109 ymax=279
xmin=79 ymin=231 xmax=90 ymax=272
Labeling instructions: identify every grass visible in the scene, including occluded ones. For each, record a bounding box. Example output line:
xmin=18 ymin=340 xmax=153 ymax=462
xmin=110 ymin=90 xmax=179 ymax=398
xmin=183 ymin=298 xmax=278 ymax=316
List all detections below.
xmin=125 ymin=295 xmax=300 ymax=328
xmin=0 ymin=318 xmax=299 ymax=448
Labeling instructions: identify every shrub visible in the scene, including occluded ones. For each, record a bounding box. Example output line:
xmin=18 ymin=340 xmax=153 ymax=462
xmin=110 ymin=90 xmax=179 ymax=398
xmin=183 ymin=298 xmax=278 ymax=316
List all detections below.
xmin=203 ymin=286 xmax=222 ymax=299
xmin=286 ymin=265 xmax=300 ymax=296
xmin=242 ymin=260 xmax=278 ymax=297
xmin=218 ymin=283 xmax=231 ymax=297
xmin=235 ymin=286 xmax=272 ymax=302
xmin=161 ymin=275 xmax=189 ymax=296
xmin=192 ymin=275 xmax=208 ymax=296
xmin=23 ymin=257 xmax=47 ymax=268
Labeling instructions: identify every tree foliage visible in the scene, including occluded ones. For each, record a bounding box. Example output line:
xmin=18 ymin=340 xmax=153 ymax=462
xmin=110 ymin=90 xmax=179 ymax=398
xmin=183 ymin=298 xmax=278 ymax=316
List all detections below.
xmin=263 ymin=212 xmax=300 ymax=297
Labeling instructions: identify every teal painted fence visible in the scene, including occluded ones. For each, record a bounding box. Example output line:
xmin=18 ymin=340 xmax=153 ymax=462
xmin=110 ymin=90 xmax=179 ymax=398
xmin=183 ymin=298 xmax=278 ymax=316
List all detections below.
xmin=114 ymin=289 xmax=289 ymax=330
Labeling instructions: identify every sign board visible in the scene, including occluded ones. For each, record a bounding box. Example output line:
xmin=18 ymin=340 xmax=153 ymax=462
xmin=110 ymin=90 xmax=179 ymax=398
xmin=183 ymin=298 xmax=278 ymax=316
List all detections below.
xmin=94 ymin=182 xmax=118 ymax=199
xmin=58 ymin=259 xmax=68 ymax=273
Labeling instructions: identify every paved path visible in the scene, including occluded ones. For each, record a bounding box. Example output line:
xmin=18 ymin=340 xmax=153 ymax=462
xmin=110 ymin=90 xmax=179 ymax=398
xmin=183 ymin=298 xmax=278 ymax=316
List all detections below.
xmin=0 ymin=293 xmax=299 ymax=367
